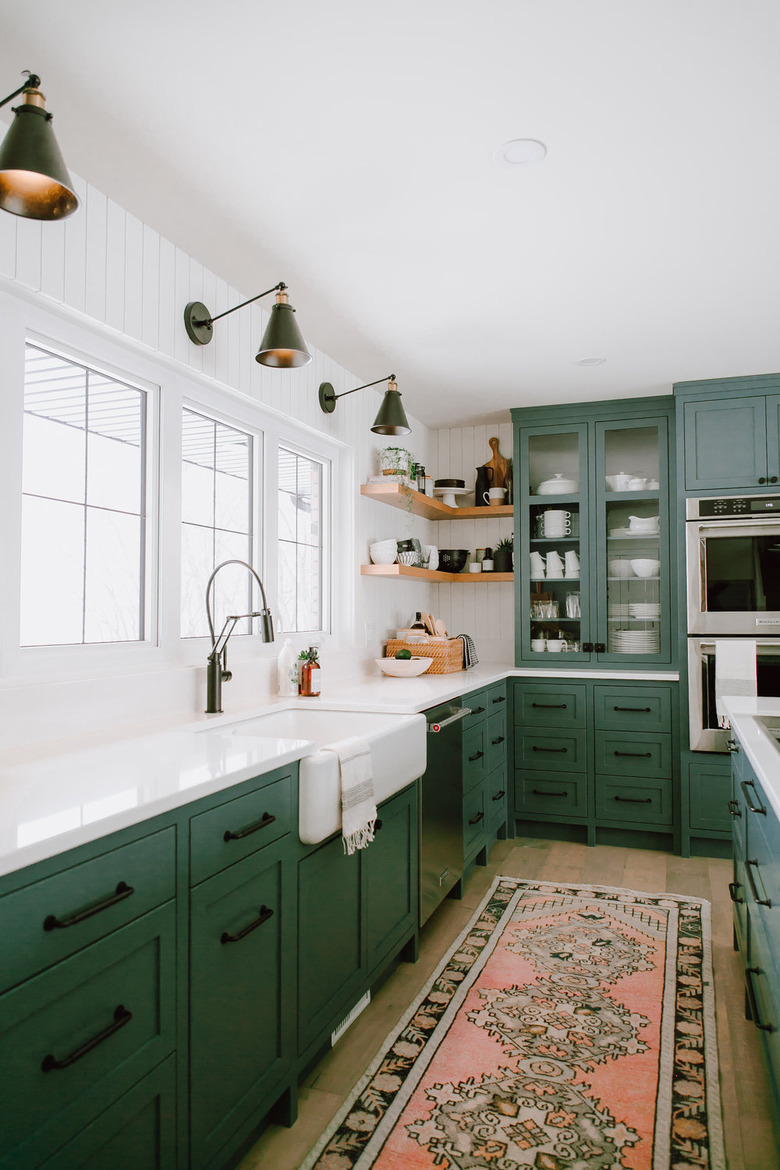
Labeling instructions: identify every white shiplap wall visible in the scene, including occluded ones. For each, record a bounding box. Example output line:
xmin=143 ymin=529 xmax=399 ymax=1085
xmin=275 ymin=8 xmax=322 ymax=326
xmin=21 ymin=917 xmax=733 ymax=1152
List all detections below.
xmin=0 ymin=173 xmax=447 ymax=745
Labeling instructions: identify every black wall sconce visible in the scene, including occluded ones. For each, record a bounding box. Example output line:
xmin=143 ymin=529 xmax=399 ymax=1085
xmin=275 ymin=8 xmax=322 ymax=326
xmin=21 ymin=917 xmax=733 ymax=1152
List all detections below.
xmin=184 ymin=282 xmax=311 ymax=368
xmin=0 ymin=71 xmax=79 ymax=220
xmin=319 ymin=374 xmax=411 ymax=435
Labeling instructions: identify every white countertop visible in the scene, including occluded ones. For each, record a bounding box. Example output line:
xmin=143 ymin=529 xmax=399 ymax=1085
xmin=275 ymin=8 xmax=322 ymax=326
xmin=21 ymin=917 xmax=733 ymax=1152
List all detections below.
xmin=0 ymin=661 xmax=680 ymax=879
xmin=721 ymin=695 xmax=780 ymax=821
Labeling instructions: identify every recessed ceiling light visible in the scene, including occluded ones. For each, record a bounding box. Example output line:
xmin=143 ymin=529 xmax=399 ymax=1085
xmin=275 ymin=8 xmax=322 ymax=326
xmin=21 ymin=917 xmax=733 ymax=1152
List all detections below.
xmin=575 ymin=356 xmax=607 ymax=367
xmin=494 ymin=138 xmax=547 ymax=168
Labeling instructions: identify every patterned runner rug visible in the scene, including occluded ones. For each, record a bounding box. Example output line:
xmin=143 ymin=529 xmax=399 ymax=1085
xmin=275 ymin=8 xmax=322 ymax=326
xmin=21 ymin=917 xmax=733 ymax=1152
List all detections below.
xmin=302 ymin=877 xmax=725 ymax=1170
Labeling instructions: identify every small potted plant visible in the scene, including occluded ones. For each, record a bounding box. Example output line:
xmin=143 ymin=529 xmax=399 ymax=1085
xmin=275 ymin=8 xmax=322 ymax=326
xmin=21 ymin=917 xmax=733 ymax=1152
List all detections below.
xmin=493 ymin=535 xmax=514 ymax=573
xmin=379 ymin=446 xmax=413 ymax=483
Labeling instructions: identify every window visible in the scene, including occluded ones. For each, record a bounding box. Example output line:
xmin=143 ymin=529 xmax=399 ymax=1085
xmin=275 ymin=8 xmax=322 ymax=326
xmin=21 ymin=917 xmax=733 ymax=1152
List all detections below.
xmin=278 ymin=446 xmax=327 ymax=633
xmin=21 ymin=343 xmax=148 ymax=646
xmin=181 ymin=407 xmax=255 ymax=639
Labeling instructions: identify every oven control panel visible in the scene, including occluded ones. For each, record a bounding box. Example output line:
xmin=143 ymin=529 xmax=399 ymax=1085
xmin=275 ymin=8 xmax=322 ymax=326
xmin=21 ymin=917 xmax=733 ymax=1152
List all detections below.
xmin=697 ymin=495 xmax=780 ymax=517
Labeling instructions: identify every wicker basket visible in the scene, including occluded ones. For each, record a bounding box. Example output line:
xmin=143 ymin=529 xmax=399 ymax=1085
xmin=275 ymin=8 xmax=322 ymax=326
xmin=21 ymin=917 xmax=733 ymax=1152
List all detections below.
xmin=385 ymin=637 xmax=463 ymax=674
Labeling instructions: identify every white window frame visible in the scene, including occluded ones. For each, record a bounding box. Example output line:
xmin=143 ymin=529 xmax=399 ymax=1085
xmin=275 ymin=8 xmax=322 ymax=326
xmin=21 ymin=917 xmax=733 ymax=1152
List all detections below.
xmin=0 ymin=296 xmax=161 ymax=679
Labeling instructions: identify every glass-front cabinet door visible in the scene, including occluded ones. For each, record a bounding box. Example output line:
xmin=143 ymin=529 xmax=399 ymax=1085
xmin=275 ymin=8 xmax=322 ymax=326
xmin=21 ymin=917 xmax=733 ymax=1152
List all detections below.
xmin=515 ymin=409 xmax=672 ymax=666
xmin=595 ymin=418 xmax=670 ymax=663
xmin=518 ymin=423 xmax=591 ymax=662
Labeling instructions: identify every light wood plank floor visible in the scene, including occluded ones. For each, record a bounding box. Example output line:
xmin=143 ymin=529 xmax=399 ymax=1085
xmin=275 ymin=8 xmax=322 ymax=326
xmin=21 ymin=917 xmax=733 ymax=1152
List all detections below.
xmin=239 ymin=839 xmax=780 ymax=1169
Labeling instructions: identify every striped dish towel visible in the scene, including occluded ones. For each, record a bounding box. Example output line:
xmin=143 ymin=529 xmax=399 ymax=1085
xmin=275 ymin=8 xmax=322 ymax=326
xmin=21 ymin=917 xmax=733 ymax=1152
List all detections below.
xmin=332 ymin=737 xmax=377 ymax=855
xmin=455 ymin=633 xmax=479 ymax=669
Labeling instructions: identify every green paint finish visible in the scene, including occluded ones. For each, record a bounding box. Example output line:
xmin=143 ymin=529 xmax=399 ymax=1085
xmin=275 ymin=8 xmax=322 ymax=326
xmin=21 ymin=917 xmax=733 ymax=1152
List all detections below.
xmin=516 ymin=728 xmax=588 ymax=773
xmin=189 ymin=771 xmax=294 ymax=886
xmin=364 ymin=786 xmax=418 ymax=977
xmin=594 ymin=774 xmax=673 ymax=828
xmin=514 ymin=684 xmax=588 ymax=729
xmin=689 ymin=762 xmax=732 ymax=833
xmin=682 ymin=396 xmax=769 ymax=490
xmin=593 ymin=684 xmax=672 ymax=732
xmin=515 ymin=770 xmax=589 ymax=820
xmin=594 ymin=730 xmax=672 ymax=779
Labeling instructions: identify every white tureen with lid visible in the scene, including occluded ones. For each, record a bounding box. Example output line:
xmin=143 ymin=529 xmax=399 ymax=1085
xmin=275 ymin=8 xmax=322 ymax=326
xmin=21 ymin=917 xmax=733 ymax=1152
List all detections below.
xmin=536 ymin=472 xmax=578 ymax=495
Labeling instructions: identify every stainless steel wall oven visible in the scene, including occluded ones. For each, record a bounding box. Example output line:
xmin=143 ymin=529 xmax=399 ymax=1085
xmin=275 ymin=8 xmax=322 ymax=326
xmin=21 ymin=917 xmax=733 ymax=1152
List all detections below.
xmin=688 ymin=637 xmax=780 ymax=751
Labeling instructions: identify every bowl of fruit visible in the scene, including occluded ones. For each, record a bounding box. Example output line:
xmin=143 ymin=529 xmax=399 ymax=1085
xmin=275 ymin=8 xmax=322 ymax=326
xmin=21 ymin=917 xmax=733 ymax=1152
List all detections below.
xmin=376 ymin=650 xmax=433 ymax=677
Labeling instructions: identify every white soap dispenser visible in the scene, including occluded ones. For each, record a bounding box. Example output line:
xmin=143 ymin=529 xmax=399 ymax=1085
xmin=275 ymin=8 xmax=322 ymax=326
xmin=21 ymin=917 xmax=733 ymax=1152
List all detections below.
xmin=277 ymin=639 xmax=298 ymax=696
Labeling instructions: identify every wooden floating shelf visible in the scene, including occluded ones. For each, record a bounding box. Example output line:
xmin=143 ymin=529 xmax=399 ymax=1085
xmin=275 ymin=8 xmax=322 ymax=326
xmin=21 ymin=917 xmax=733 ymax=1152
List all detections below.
xmin=361 ymin=564 xmax=513 ymax=583
xmin=361 ymin=482 xmax=513 ymax=520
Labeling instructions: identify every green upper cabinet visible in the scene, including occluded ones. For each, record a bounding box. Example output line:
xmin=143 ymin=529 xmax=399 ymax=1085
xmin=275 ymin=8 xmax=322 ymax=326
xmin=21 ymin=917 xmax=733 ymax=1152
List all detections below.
xmin=675 ymin=374 xmax=780 ymax=492
xmin=513 ymin=398 xmax=674 ymax=668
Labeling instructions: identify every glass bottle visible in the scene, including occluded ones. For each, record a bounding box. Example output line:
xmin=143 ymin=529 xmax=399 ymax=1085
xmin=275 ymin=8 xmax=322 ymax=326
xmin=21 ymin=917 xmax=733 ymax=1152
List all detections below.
xmin=410 ymin=611 xmax=426 ymax=631
xmin=299 ymin=647 xmax=321 ymax=697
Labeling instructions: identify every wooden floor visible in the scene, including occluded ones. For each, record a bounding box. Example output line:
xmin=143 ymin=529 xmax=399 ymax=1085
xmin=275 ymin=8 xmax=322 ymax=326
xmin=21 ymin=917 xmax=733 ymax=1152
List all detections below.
xmin=238 ymin=838 xmax=780 ymax=1170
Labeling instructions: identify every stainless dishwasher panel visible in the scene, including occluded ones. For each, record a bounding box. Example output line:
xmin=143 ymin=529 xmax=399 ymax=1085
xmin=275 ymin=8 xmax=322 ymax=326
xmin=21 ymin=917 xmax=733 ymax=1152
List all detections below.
xmin=419 ymin=702 xmax=471 ymax=927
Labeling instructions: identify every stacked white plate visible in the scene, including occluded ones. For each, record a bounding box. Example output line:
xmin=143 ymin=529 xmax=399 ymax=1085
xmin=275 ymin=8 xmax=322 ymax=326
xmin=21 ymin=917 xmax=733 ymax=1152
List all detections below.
xmin=609 ymin=629 xmax=660 ymax=653
xmin=629 ymin=602 xmax=661 ymax=618
xmin=609 ymin=602 xmax=632 ymax=617
xmin=608 ymin=527 xmax=659 ymax=539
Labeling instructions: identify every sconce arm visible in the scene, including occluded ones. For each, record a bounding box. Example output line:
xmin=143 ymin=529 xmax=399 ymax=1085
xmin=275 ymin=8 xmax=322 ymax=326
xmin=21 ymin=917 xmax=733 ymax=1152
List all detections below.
xmin=193 ymin=283 xmax=287 ymax=330
xmin=323 ymin=373 xmax=396 ymax=406
xmin=0 ymin=72 xmax=41 ymax=110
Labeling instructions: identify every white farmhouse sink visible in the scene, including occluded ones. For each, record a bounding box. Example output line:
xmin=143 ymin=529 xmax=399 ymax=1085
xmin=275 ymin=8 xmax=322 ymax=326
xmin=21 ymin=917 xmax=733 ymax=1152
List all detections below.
xmin=208 ymin=708 xmax=426 ymax=845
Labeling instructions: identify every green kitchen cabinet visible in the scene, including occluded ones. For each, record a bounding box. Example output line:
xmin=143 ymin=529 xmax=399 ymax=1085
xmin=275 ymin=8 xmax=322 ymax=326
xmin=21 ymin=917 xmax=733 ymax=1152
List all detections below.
xmin=729 ymin=734 xmax=780 ymax=1111
xmin=513 ymin=678 xmax=679 ymax=849
xmin=296 ymin=783 xmax=419 ymax=1070
xmin=461 ymin=684 xmax=508 ymax=869
xmin=675 ymin=374 xmax=780 ymax=492
xmin=512 ymin=398 xmax=675 ymax=668
xmin=189 ymin=839 xmax=294 ymax=1170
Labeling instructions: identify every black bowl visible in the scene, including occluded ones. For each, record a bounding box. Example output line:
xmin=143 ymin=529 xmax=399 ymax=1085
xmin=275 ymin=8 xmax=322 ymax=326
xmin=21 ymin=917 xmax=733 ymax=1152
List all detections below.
xmin=435 ymin=478 xmax=465 ymax=488
xmin=439 ymin=548 xmax=468 ymax=573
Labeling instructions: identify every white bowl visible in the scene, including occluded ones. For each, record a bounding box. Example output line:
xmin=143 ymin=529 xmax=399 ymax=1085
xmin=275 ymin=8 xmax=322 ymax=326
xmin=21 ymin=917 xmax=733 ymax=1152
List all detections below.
xmin=369 ymin=546 xmax=397 ymax=565
xmin=630 ymin=558 xmax=660 ymax=578
xmin=376 ymin=656 xmax=433 ymax=677
xmin=609 ymin=559 xmax=634 ymax=577
xmin=627 ymin=515 xmax=659 ymax=533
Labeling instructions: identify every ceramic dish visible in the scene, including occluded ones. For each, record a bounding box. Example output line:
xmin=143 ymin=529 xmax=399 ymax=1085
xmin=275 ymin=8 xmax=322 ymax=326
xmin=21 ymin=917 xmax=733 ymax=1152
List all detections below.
xmin=375 ymin=656 xmax=433 ymax=677
xmin=608 ymin=527 xmax=659 ymax=539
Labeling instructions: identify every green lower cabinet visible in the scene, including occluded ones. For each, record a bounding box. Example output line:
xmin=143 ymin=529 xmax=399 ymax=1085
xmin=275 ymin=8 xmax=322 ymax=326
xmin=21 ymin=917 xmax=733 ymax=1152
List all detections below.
xmin=486 ymin=764 xmax=508 ymax=840
xmin=364 ymin=786 xmax=418 ymax=979
xmin=515 ymin=771 xmax=588 ymax=821
xmin=0 ymin=903 xmax=176 ymax=1170
xmin=463 ymin=784 xmax=487 ymax=864
xmin=297 ymin=784 xmax=419 ymax=1068
xmin=189 ymin=839 xmax=293 ymax=1170
xmin=38 ymin=1056 xmax=177 ymax=1170
xmin=689 ymin=761 xmax=732 ymax=835
xmin=297 ymin=836 xmax=363 ymax=1063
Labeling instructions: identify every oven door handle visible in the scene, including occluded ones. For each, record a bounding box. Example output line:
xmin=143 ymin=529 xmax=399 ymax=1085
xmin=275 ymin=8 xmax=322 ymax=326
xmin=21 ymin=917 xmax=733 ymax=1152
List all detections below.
xmin=427 ymin=707 xmax=471 ymax=732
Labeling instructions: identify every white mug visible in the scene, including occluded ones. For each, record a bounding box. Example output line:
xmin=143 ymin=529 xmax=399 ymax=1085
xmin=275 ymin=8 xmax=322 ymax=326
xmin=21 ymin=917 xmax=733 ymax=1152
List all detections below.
xmin=546 ymin=639 xmax=568 ymax=653
xmin=530 ymin=551 xmax=546 ymax=578
xmin=483 ymin=487 xmax=507 ymax=506
xmin=564 ymin=549 xmax=580 ymax=575
xmin=531 ymin=638 xmax=547 ymax=652
xmin=546 ymin=551 xmax=564 ymax=576
xmin=468 ymin=562 xmax=482 ymax=573
xmin=543 ymin=509 xmax=572 ymax=534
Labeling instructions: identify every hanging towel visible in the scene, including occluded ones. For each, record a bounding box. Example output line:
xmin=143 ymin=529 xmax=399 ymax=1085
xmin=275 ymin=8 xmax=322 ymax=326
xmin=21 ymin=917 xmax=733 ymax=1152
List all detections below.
xmin=332 ymin=737 xmax=377 ymax=855
xmin=715 ymin=639 xmax=756 ymax=727
xmin=455 ymin=633 xmax=479 ymax=669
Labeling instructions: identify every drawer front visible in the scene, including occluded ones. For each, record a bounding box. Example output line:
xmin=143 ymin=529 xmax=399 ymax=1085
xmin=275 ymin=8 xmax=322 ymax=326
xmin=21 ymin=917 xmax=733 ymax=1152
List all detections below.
xmin=594 ymin=731 xmax=672 ymax=778
xmin=190 ymin=771 xmax=293 ymax=886
xmin=487 ymin=709 xmax=507 ymax=775
xmin=462 ymin=690 xmax=488 ymax=730
xmin=745 ymin=912 xmax=780 ymax=1098
xmin=595 ymin=775 xmax=673 ymax=827
xmin=514 ymin=684 xmax=587 ymax=729
xmin=515 ymin=728 xmax=587 ymax=773
xmin=463 ymin=726 xmax=487 ymax=793
xmin=487 ymin=682 xmax=508 ymax=715
xmin=463 ymin=786 xmax=487 ymax=857
xmin=593 ymin=685 xmax=672 ymax=732
xmin=0 ymin=828 xmax=176 ymax=994
xmin=0 ymin=904 xmax=175 ymax=1165
xmin=486 ymin=766 xmax=508 ymax=832
xmin=690 ymin=762 xmax=732 ymax=834
xmin=515 ymin=771 xmax=588 ymax=819
xmin=731 ymin=856 xmax=748 ymax=954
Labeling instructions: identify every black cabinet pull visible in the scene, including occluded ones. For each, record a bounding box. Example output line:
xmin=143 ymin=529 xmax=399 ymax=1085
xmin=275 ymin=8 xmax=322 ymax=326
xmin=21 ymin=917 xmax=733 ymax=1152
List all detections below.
xmin=492 ymin=695 xmax=506 ymax=704
xmin=532 ymin=788 xmax=568 ymax=797
xmin=468 ymin=811 xmax=485 ymax=825
xmin=746 ymin=860 xmax=772 ymax=907
xmin=224 ymin=811 xmax=276 ymax=842
xmin=582 ymin=642 xmax=594 ymax=652
xmin=221 ymin=905 xmax=274 ymax=944
xmin=471 ymin=706 xmax=485 ymax=715
xmin=740 ymin=780 xmax=766 ymax=815
xmin=727 ymin=799 xmax=742 ymax=818
xmin=614 ymin=751 xmax=652 ymax=758
xmin=771 ymin=476 xmax=779 ymax=484
xmin=745 ymin=967 xmax=775 ymax=1031
xmin=595 ymin=642 xmax=606 ymax=653
xmin=468 ymin=751 xmax=484 ymax=762
xmin=532 ymin=746 xmax=568 ymax=753
xmin=728 ymin=881 xmax=744 ymax=905
xmin=531 ymin=702 xmax=567 ymax=709
xmin=614 ymin=795 xmax=653 ymax=804
xmin=758 ymin=476 xmax=767 ymax=485
xmin=613 ymin=706 xmax=651 ymax=713
xmin=491 ymin=736 xmax=505 ymax=746
xmin=374 ymin=818 xmax=383 ymax=832
xmin=41 ymin=1005 xmax=132 ymax=1072
xmin=492 ymin=789 xmax=505 ymax=801
xmin=43 ymin=881 xmax=134 ymax=932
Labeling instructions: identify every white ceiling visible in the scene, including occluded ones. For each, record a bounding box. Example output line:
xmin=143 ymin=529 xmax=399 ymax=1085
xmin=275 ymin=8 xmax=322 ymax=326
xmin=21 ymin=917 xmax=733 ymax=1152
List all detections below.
xmin=2 ymin=1 xmax=780 ymax=427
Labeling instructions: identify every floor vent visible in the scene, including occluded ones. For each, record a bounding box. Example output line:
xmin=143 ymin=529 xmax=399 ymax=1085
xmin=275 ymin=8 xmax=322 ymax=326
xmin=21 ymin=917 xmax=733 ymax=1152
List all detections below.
xmin=331 ymin=990 xmax=371 ymax=1046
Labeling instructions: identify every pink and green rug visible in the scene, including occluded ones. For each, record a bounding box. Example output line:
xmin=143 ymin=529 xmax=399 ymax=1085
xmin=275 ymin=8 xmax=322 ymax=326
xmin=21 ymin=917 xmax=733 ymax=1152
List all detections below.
xmin=303 ymin=877 xmax=724 ymax=1170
